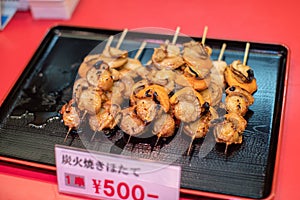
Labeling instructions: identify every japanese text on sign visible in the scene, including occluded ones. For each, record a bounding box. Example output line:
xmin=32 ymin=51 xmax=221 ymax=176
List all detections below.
xmin=55 ymin=145 xmax=181 ymax=200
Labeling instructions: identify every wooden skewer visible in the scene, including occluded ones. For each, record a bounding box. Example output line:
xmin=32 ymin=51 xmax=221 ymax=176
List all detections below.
xmin=243 ymin=42 xmax=250 ymax=65
xmin=105 ymin=35 xmax=114 ymax=50
xmin=64 ymin=127 xmax=72 ymax=143
xmin=172 ymin=26 xmax=181 ymax=45
xmin=154 ymin=134 xmax=161 ymax=147
xmin=218 ymin=43 xmax=227 ymax=62
xmin=90 ymin=130 xmax=98 ymax=142
xmin=224 ymin=143 xmax=229 ymax=155
xmin=187 ymin=135 xmax=196 ymax=156
xmin=116 ymin=28 xmax=128 ymax=49
xmin=80 ymin=110 xmax=88 ymax=122
xmin=201 ymin=26 xmax=208 ymax=45
xmin=126 ymin=135 xmax=132 ymax=146
xmin=134 ymin=41 xmax=147 ymax=60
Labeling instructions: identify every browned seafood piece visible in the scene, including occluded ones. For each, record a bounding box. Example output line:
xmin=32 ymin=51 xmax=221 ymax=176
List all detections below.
xmin=135 ymin=98 xmax=159 ymax=123
xmin=78 ymin=54 xmax=101 ymax=78
xmin=183 ymin=109 xmax=212 ymax=139
xmin=224 ymin=60 xmax=257 ymax=94
xmin=153 ymin=113 xmax=175 ymax=138
xmin=152 ymin=43 xmax=185 ymax=70
xmin=99 ymin=47 xmax=128 ymax=69
xmin=73 ymin=78 xmax=89 ymax=103
xmin=135 ymin=84 xmax=170 ymax=113
xmin=147 ymin=68 xmax=176 ymax=92
xmin=211 ymin=43 xmax=227 ymax=89
xmin=225 ymin=85 xmax=254 ymax=105
xmin=225 ymin=112 xmax=247 ymax=133
xmin=119 ymin=58 xmax=143 ymax=78
xmin=184 ymin=64 xmax=211 ymax=80
xmin=184 ymin=75 xmax=211 ymax=91
xmin=89 ymin=103 xmax=122 ymax=141
xmin=102 ymin=46 xmax=128 ymax=58
xmin=170 ymin=87 xmax=208 ymax=123
xmin=60 ymin=99 xmax=80 ymax=142
xmin=200 ymin=81 xmax=223 ymax=107
xmin=120 ymin=107 xmax=146 ymax=136
xmin=110 ymin=68 xmax=121 ymax=81
xmin=225 ymin=95 xmax=249 ymax=116
xmin=225 ymin=86 xmax=254 ymax=116
xmin=109 ymin=80 xmax=125 ymax=105
xmin=129 ymin=80 xmax=149 ymax=105
xmin=86 ymin=61 xmax=114 ymax=91
xmin=120 ymin=75 xmax=135 ymax=98
xmin=184 ymin=107 xmax=212 ymax=156
xmin=77 ymin=87 xmax=102 ymax=115
xmin=211 ymin=60 xmax=227 ymax=89
xmin=214 ymin=122 xmax=242 ymax=153
xmin=214 ymin=112 xmax=247 ymax=153
xmin=183 ymin=41 xmax=213 ymax=71
xmin=153 ymin=113 xmax=176 ymax=146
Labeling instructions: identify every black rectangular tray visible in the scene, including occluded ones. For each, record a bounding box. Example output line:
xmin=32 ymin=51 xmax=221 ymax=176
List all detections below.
xmin=0 ymin=25 xmax=288 ymax=199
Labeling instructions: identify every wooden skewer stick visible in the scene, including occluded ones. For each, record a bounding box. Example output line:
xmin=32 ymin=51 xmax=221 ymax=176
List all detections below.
xmin=154 ymin=133 xmax=161 ymax=147
xmin=224 ymin=143 xmax=229 ymax=155
xmin=187 ymin=135 xmax=196 ymax=156
xmin=201 ymin=26 xmax=208 ymax=45
xmin=64 ymin=127 xmax=72 ymax=143
xmin=134 ymin=41 xmax=147 ymax=60
xmin=126 ymin=135 xmax=132 ymax=146
xmin=105 ymin=35 xmax=114 ymax=50
xmin=172 ymin=26 xmax=181 ymax=45
xmin=91 ymin=130 xmax=98 ymax=142
xmin=243 ymin=42 xmax=250 ymax=65
xmin=80 ymin=110 xmax=88 ymax=122
xmin=116 ymin=28 xmax=128 ymax=49
xmin=218 ymin=43 xmax=227 ymax=62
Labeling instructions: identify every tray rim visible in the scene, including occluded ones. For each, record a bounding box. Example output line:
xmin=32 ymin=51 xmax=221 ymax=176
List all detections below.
xmin=0 ymin=24 xmax=290 ymax=200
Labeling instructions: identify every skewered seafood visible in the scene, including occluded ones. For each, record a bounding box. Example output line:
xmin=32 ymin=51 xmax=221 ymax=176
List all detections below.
xmin=152 ymin=43 xmax=185 ymax=70
xmin=170 ymin=87 xmax=208 ymax=123
xmin=224 ymin=60 xmax=257 ymax=94
xmin=213 ymin=43 xmax=257 ymax=152
xmin=89 ymin=103 xmax=121 ymax=132
xmin=77 ymin=87 xmax=102 ymax=115
xmin=183 ymin=108 xmax=212 ymax=139
xmin=134 ymin=84 xmax=170 ymax=113
xmin=119 ymin=107 xmax=146 ymax=136
xmin=73 ymin=78 xmax=89 ymax=103
xmin=60 ymin=29 xmax=258 ymax=156
xmin=60 ymin=99 xmax=80 ymax=142
xmin=86 ymin=66 xmax=114 ymax=91
xmin=153 ymin=113 xmax=175 ymax=138
xmin=200 ymin=81 xmax=223 ymax=107
xmin=214 ymin=112 xmax=247 ymax=152
xmin=135 ymin=98 xmax=160 ymax=123
xmin=183 ymin=41 xmax=213 ymax=74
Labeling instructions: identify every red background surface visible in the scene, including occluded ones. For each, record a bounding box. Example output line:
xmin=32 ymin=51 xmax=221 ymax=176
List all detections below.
xmin=0 ymin=0 xmax=299 ymax=199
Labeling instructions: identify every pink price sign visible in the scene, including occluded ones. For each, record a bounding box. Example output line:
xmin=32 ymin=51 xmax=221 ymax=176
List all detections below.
xmin=55 ymin=145 xmax=181 ymax=200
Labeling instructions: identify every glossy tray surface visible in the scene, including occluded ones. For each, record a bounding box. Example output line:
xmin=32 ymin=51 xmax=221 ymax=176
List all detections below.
xmin=0 ymin=26 xmax=288 ymax=199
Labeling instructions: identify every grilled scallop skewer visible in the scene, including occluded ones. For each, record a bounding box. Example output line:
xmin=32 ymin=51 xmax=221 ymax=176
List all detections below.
xmin=61 ymin=30 xmax=128 ymax=141
xmin=78 ymin=29 xmax=129 ymax=78
xmin=60 ymin=99 xmax=80 ymax=142
xmin=90 ymin=41 xmax=148 ymax=142
xmin=214 ymin=42 xmax=257 ymax=153
xmin=182 ymin=26 xmax=213 ymax=92
xmin=151 ymin=26 xmax=185 ymax=70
